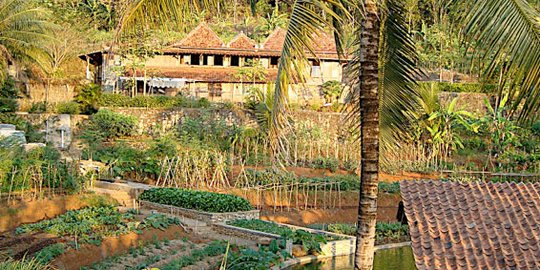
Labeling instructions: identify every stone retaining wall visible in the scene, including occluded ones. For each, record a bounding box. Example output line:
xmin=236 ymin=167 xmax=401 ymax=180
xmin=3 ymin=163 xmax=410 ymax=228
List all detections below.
xmin=215 ymin=220 xmax=356 ymax=258
xmin=139 ymin=200 xmax=260 ymax=224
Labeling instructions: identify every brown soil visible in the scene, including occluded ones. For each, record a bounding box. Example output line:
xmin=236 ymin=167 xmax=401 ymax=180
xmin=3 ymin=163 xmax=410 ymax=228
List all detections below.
xmin=0 ymin=193 xmax=118 ymax=233
xmin=231 ymin=165 xmax=439 ymax=182
xmin=260 ymin=193 xmax=402 ymax=225
xmin=0 ymin=232 xmax=59 ymax=260
xmin=52 ymin=225 xmax=198 ymax=270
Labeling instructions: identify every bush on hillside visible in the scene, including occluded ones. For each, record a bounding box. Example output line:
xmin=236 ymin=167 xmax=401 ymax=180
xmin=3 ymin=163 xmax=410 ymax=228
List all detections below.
xmin=89 ymin=109 xmax=137 ymax=139
xmin=55 ymin=101 xmax=80 ymax=114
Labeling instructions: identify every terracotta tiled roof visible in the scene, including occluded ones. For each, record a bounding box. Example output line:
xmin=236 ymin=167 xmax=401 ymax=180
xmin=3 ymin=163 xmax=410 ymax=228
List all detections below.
xmin=228 ymin=32 xmax=257 ymax=49
xmin=131 ymin=67 xmax=277 ymax=83
xmin=174 ymin=23 xmax=224 ymax=48
xmin=401 ymin=180 xmax=540 ymax=270
xmin=262 ymin=28 xmax=287 ymax=51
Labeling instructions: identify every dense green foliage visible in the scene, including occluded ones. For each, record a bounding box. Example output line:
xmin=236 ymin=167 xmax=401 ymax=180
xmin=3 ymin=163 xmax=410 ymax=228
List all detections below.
xmin=75 ymin=84 xmax=102 ymax=114
xmin=309 ymin=222 xmax=409 ymax=243
xmin=16 ymin=206 xmax=180 ymax=245
xmin=139 ymin=188 xmax=254 ymax=213
xmin=54 ymin=101 xmax=80 ymax=114
xmin=227 ymin=219 xmax=327 ymax=253
xmin=99 ymin=93 xmax=210 ymax=109
xmin=86 ymin=109 xmax=137 ymax=140
xmin=0 ymin=77 xmax=19 ymax=112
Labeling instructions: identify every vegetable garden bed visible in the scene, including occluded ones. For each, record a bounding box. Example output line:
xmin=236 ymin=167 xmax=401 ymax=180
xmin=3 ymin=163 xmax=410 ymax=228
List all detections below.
xmin=218 ymin=219 xmax=356 ymax=257
xmin=3 ymin=206 xmax=187 ymax=269
xmin=138 ymin=188 xmax=259 ymax=223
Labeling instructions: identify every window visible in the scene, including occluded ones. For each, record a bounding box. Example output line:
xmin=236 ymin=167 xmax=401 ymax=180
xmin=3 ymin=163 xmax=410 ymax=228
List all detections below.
xmin=245 ymin=57 xmax=254 ymax=65
xmin=190 ymin=54 xmax=200 ymax=65
xmin=214 ymin=55 xmax=224 ymax=66
xmin=311 ymin=60 xmax=321 ymax=77
xmin=209 ymin=83 xmax=222 ymax=97
xmin=270 ymin=57 xmax=279 ymax=68
xmin=203 ymin=55 xmax=209 ymax=65
xmin=231 ymin=56 xmax=240 ymax=66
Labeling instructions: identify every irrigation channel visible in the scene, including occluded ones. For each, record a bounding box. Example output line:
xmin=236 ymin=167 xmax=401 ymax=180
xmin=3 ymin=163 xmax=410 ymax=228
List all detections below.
xmin=285 ymin=246 xmax=416 ymax=270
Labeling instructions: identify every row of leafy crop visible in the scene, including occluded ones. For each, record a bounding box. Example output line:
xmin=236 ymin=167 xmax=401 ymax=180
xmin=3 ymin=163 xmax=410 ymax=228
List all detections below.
xmin=240 ymin=168 xmax=401 ymax=193
xmin=17 ymin=206 xmax=181 ymax=247
xmin=308 ymin=222 xmax=409 ymax=244
xmin=227 ymin=219 xmax=330 ymax=254
xmin=139 ymin=188 xmax=254 ymax=213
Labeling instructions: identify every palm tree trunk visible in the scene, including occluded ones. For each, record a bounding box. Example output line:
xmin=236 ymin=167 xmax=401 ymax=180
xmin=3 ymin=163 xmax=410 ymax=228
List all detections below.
xmin=355 ymin=0 xmax=380 ymax=269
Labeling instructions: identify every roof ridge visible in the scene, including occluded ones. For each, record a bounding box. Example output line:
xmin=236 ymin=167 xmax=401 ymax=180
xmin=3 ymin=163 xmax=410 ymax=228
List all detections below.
xmin=174 ymin=22 xmax=224 ymax=48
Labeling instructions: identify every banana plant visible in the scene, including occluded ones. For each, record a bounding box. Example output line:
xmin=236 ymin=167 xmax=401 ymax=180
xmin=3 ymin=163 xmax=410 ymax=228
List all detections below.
xmin=425 ymin=97 xmax=477 ymax=163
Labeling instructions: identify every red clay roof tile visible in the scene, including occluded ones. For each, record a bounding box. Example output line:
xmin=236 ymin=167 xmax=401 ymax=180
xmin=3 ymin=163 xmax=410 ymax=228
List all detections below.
xmin=401 ymin=180 xmax=540 ymax=270
xmin=228 ymin=32 xmax=257 ymax=49
xmin=174 ymin=23 xmax=224 ymax=48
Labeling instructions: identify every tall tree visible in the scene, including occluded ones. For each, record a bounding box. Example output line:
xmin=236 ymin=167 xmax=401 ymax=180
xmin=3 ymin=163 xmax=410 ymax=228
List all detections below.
xmin=354 ymin=0 xmax=380 ymax=268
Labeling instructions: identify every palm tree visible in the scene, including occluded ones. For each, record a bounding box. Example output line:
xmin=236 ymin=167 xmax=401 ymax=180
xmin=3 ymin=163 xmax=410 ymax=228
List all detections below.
xmin=121 ymin=0 xmax=540 ymax=269
xmin=0 ymin=0 xmax=51 ymax=84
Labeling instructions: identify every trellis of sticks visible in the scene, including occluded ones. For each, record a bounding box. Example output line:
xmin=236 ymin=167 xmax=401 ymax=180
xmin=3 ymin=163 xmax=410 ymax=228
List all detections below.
xmin=155 ymin=150 xmax=230 ymax=189
xmin=235 ymin=179 xmax=344 ymax=212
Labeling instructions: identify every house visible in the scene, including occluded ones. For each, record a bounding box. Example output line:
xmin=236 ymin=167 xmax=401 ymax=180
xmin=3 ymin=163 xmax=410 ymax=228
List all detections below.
xmin=400 ymin=180 xmax=540 ymax=269
xmin=79 ymin=23 xmax=348 ymax=103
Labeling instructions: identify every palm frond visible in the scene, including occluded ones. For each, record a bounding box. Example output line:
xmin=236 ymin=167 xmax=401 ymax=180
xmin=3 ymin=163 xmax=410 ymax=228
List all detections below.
xmin=269 ymin=0 xmax=348 ymax=163
xmin=344 ymin=0 xmax=421 ymax=148
xmin=0 ymin=0 xmax=53 ymax=82
xmin=464 ymin=0 xmax=540 ymax=121
xmin=118 ymin=0 xmax=221 ymax=34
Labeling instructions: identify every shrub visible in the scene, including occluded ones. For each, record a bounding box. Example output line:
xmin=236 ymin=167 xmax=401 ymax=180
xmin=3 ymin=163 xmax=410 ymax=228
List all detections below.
xmin=55 ymin=101 xmax=80 ymax=114
xmin=29 ymin=102 xmax=47 ymax=113
xmin=197 ymin=97 xmax=210 ymax=108
xmin=139 ymin=188 xmax=253 ymax=213
xmin=90 ymin=109 xmax=137 ymax=139
xmin=0 ymin=97 xmax=18 ymax=112
xmin=76 ymin=83 xmax=102 ymax=114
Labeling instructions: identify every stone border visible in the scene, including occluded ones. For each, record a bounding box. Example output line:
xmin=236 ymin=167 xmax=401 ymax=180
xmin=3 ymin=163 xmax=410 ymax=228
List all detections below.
xmin=139 ymin=200 xmax=260 ymax=224
xmin=212 ymin=223 xmax=281 ymax=242
xmin=274 ymin=241 xmax=412 ymax=270
xmin=216 ymin=220 xmax=356 ymax=258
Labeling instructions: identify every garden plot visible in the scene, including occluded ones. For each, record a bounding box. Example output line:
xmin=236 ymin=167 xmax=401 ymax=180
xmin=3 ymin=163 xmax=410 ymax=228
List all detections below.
xmin=219 ymin=219 xmax=356 ymax=258
xmin=0 ymin=205 xmax=191 ymax=269
xmin=138 ymin=188 xmax=260 ymax=223
xmin=82 ymin=238 xmax=225 ymax=270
